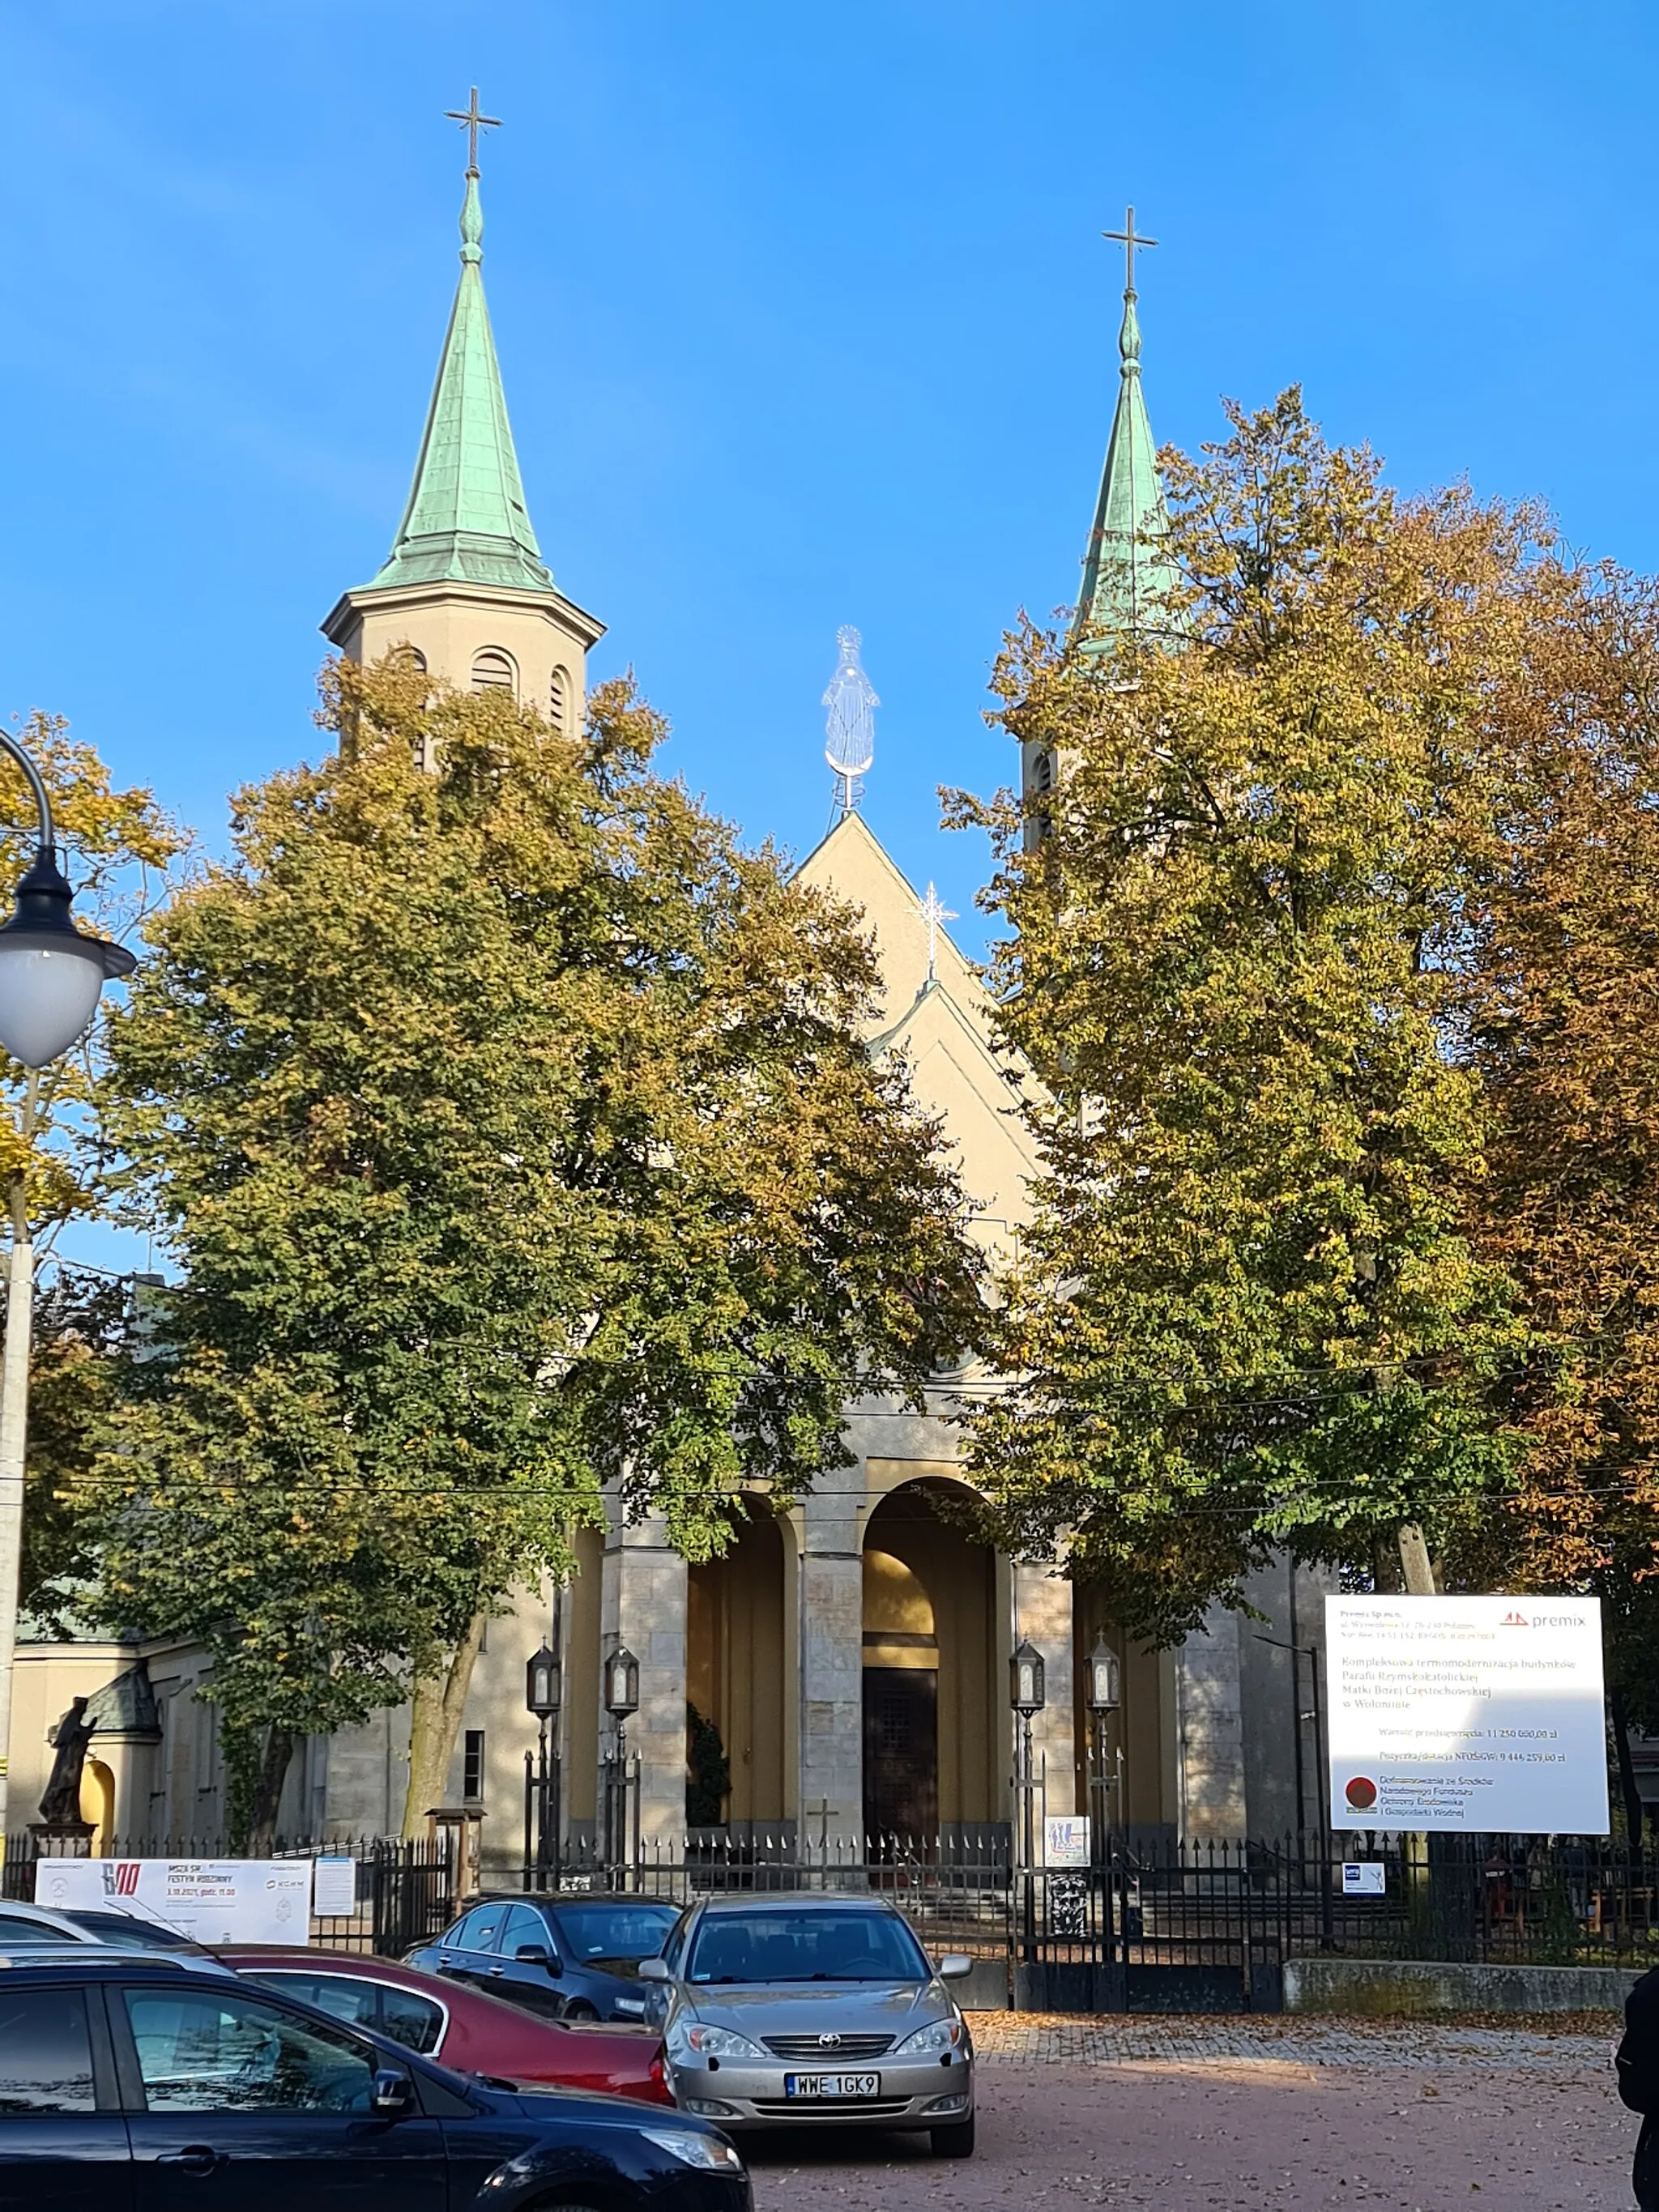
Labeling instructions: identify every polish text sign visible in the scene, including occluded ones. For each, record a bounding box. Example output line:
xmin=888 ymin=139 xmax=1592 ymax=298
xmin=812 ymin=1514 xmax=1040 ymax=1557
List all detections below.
xmin=1325 ymin=1596 xmax=1609 ymax=1835
xmin=34 ymin=1857 xmax=313 ymax=1944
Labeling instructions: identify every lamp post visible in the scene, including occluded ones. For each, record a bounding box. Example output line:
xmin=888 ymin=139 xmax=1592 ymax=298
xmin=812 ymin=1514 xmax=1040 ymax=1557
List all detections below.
xmin=1010 ymin=1639 xmax=1045 ymax=1957
xmin=604 ymin=1646 xmax=639 ymax=1883
xmin=0 ymin=733 xmax=134 ymax=1851
xmin=524 ymin=1638 xmax=561 ymax=1891
xmin=1084 ymin=1634 xmax=1122 ymax=1852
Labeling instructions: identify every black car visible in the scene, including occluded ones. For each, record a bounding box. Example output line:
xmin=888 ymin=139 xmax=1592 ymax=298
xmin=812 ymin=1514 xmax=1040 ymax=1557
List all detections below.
xmin=409 ymin=1892 xmax=680 ymax=2024
xmin=0 ymin=1947 xmax=748 ymax=2211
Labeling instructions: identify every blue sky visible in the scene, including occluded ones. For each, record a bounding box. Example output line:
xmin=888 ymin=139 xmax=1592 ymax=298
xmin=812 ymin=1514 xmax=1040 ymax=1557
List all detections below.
xmin=2 ymin=2 xmax=1656 ymax=987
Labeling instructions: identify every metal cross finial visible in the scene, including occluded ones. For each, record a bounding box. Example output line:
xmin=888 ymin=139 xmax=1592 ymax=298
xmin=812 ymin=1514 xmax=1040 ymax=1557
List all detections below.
xmin=919 ymin=883 xmax=957 ymax=982
xmin=1102 ymin=204 xmax=1158 ymax=294
xmin=446 ymin=86 xmax=501 ymax=175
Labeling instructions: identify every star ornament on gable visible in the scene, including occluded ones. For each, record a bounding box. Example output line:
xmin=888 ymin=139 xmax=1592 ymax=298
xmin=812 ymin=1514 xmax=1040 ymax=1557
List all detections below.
xmin=919 ymin=883 xmax=957 ymax=982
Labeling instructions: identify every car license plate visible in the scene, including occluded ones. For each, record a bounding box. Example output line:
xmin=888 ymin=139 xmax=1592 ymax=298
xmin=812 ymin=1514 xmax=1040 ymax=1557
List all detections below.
xmin=783 ymin=2072 xmax=881 ymax=2099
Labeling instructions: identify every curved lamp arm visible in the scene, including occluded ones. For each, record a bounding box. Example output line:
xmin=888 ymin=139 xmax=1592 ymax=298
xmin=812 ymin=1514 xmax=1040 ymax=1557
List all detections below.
xmin=0 ymin=728 xmax=54 ymax=855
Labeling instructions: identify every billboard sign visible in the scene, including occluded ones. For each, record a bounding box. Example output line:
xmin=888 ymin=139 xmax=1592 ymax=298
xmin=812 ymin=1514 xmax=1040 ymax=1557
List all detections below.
xmin=1325 ymin=1595 xmax=1609 ymax=1835
xmin=34 ymin=1857 xmax=313 ymax=1945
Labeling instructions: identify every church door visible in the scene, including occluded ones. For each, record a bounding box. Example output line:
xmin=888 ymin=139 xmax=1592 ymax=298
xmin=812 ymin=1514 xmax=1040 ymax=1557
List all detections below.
xmin=862 ymin=1669 xmax=938 ymax=1845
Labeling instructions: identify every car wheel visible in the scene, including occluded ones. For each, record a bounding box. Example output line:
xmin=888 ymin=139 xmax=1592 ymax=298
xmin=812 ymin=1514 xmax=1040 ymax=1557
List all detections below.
xmin=932 ymin=2114 xmax=975 ymax=2158
xmin=561 ymin=1999 xmax=599 ymax=2022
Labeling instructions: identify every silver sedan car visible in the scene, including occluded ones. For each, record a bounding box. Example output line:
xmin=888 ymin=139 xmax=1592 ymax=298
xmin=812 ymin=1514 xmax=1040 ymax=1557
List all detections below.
xmin=641 ymin=1891 xmax=976 ymax=2156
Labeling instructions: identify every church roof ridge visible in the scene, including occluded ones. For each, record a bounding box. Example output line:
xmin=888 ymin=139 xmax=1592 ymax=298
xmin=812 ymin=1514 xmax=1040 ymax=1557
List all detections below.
xmin=365 ymin=151 xmax=553 ymax=599
xmin=1070 ymin=207 xmax=1185 ymax=655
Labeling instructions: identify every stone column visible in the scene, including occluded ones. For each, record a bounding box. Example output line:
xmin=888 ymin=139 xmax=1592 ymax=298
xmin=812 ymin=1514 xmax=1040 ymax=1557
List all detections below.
xmin=797 ymin=1483 xmax=864 ymax=1857
xmin=600 ymin=1507 xmax=688 ymax=1850
xmin=1175 ymin=1601 xmax=1247 ymax=1837
xmin=1013 ymin=1560 xmax=1077 ymax=1835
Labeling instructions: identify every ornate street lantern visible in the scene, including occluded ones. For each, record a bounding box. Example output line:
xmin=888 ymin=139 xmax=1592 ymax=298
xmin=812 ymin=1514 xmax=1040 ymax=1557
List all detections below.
xmin=604 ymin=1645 xmax=640 ymax=1721
xmin=1010 ymin=1639 xmax=1046 ymax=1717
xmin=524 ymin=1641 xmax=561 ymax=1721
xmin=1085 ymin=1635 xmax=1122 ymax=1716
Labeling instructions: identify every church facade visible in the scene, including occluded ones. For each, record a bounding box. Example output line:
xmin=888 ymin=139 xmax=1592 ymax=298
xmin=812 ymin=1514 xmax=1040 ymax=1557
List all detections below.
xmin=10 ymin=160 xmax=1328 ymax=1864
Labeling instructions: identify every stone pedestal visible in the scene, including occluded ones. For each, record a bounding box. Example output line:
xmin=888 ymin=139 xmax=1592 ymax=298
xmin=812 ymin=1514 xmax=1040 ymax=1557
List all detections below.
xmin=27 ymin=1822 xmax=94 ymax=1859
xmin=600 ymin=1509 xmax=688 ymax=1848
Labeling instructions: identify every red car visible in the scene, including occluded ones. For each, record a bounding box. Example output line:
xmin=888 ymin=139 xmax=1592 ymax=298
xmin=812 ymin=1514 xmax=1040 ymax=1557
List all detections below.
xmin=215 ymin=1946 xmax=670 ymax=2103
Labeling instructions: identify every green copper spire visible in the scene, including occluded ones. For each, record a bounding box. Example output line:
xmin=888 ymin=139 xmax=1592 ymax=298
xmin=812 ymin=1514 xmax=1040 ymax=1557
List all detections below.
xmin=1071 ymin=207 xmax=1183 ymax=655
xmin=368 ymin=133 xmax=553 ymax=597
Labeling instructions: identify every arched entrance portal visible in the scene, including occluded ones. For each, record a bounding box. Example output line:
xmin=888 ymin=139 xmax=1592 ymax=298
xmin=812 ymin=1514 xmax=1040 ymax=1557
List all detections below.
xmin=686 ymin=1502 xmax=789 ymax=1837
xmin=861 ymin=1482 xmax=997 ymax=1845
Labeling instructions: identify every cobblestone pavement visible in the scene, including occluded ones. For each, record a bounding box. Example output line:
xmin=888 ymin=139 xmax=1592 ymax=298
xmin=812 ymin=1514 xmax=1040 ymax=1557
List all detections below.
xmin=745 ymin=2014 xmax=1632 ymax=2211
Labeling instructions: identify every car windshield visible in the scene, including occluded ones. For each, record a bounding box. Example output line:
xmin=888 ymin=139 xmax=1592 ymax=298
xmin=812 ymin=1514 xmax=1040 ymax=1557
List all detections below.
xmin=551 ymin=1902 xmax=678 ymax=1963
xmin=686 ymin=1907 xmax=928 ymax=1985
xmin=63 ymin=1912 xmax=198 ymax=1950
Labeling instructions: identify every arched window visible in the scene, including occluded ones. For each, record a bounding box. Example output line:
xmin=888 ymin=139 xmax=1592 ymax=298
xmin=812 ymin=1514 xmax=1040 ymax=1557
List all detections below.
xmin=549 ymin=665 xmax=572 ymax=732
xmin=471 ymin=647 xmax=517 ymax=694
xmin=1031 ymin=748 xmax=1053 ymax=795
xmin=391 ymin=644 xmax=428 ymax=676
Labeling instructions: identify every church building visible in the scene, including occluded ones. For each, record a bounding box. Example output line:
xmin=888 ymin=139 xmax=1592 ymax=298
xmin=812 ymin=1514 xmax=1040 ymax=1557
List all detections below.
xmin=9 ymin=156 xmax=1325 ymax=1864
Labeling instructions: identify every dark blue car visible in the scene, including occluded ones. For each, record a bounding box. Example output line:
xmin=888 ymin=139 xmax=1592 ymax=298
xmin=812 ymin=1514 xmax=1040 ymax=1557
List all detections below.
xmin=0 ymin=1948 xmax=748 ymax=2210
xmin=408 ymin=1893 xmax=680 ymax=2024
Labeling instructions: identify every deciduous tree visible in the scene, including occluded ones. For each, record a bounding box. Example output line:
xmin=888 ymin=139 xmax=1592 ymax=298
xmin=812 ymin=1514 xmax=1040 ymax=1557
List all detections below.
xmin=949 ymin=394 xmax=1535 ymax=1639
xmin=93 ymin=660 xmax=980 ymax=1839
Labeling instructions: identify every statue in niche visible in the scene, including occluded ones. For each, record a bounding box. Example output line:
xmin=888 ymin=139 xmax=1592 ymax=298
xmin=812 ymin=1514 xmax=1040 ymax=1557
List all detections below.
xmin=38 ymin=1697 xmax=96 ymax=1828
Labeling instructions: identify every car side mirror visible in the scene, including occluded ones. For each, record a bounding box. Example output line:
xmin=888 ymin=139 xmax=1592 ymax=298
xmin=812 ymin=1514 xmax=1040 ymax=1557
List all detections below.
xmin=937 ymin=1954 xmax=974 ymax=1981
xmin=515 ymin=1943 xmax=559 ymax=1973
xmin=637 ymin=1955 xmax=671 ymax=1982
xmin=371 ymin=2069 xmax=415 ymax=2116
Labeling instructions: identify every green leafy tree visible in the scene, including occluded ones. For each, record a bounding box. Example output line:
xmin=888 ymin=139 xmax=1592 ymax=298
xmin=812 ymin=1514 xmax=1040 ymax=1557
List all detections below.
xmin=92 ymin=659 xmax=981 ymax=1840
xmin=18 ymin=1266 xmax=129 ymax=1638
xmin=949 ymin=394 xmax=1536 ymax=1640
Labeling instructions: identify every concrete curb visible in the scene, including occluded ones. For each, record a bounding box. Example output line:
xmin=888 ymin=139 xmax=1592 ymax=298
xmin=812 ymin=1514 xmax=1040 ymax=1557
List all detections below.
xmin=1285 ymin=1955 xmax=1643 ymax=2016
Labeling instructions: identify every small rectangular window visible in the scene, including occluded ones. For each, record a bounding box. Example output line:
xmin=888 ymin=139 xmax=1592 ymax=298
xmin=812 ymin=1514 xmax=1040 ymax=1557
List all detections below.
xmin=463 ymin=1729 xmax=485 ymax=1801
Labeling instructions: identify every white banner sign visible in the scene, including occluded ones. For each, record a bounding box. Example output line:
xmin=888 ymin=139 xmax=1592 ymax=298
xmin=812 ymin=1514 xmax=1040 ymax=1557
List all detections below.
xmin=35 ymin=1858 xmax=313 ymax=1945
xmin=1325 ymin=1596 xmax=1610 ymax=1835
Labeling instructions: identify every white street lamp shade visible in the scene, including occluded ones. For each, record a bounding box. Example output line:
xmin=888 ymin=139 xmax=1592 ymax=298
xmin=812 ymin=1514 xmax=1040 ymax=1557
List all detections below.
xmin=0 ymin=940 xmax=109 ymax=1068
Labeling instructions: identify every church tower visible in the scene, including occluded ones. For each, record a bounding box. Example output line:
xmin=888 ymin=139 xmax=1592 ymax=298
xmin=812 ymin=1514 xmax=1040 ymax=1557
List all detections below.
xmin=1069 ymin=207 xmax=1183 ymax=657
xmin=322 ymin=96 xmax=603 ymax=725
xmin=1025 ymin=211 xmax=1183 ymax=837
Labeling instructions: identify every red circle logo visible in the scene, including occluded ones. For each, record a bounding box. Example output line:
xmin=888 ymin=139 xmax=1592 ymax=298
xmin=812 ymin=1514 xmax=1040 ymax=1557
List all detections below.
xmin=1345 ymin=1776 xmax=1378 ymax=1812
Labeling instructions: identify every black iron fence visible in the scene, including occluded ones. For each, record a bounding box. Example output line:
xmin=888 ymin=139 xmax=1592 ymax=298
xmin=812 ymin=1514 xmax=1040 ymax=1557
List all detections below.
xmin=2 ymin=1831 xmax=456 ymax=1957
xmin=7 ymin=1826 xmax=1656 ymax=2002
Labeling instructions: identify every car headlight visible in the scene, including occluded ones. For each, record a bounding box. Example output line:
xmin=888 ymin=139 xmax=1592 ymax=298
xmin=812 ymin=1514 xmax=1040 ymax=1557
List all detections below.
xmin=667 ymin=2020 xmax=767 ymax=2062
xmin=640 ymin=2125 xmax=745 ymax=2173
xmin=892 ymin=2016 xmax=966 ymax=2056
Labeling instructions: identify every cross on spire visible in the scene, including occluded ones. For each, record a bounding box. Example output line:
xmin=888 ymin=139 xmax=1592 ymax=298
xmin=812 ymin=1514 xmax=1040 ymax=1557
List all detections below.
xmin=1102 ymin=204 xmax=1158 ymax=295
xmin=919 ymin=883 xmax=957 ymax=982
xmin=446 ymin=86 xmax=501 ymax=175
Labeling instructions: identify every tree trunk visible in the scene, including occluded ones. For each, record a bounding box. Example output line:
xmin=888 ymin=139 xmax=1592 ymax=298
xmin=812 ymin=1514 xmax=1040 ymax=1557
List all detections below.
xmin=1611 ymin=1683 xmax=1646 ymax=1855
xmin=246 ymin=1726 xmax=295 ymax=1856
xmin=401 ymin=1613 xmax=488 ymax=1839
xmin=1397 ymin=1523 xmax=1439 ymax=1596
